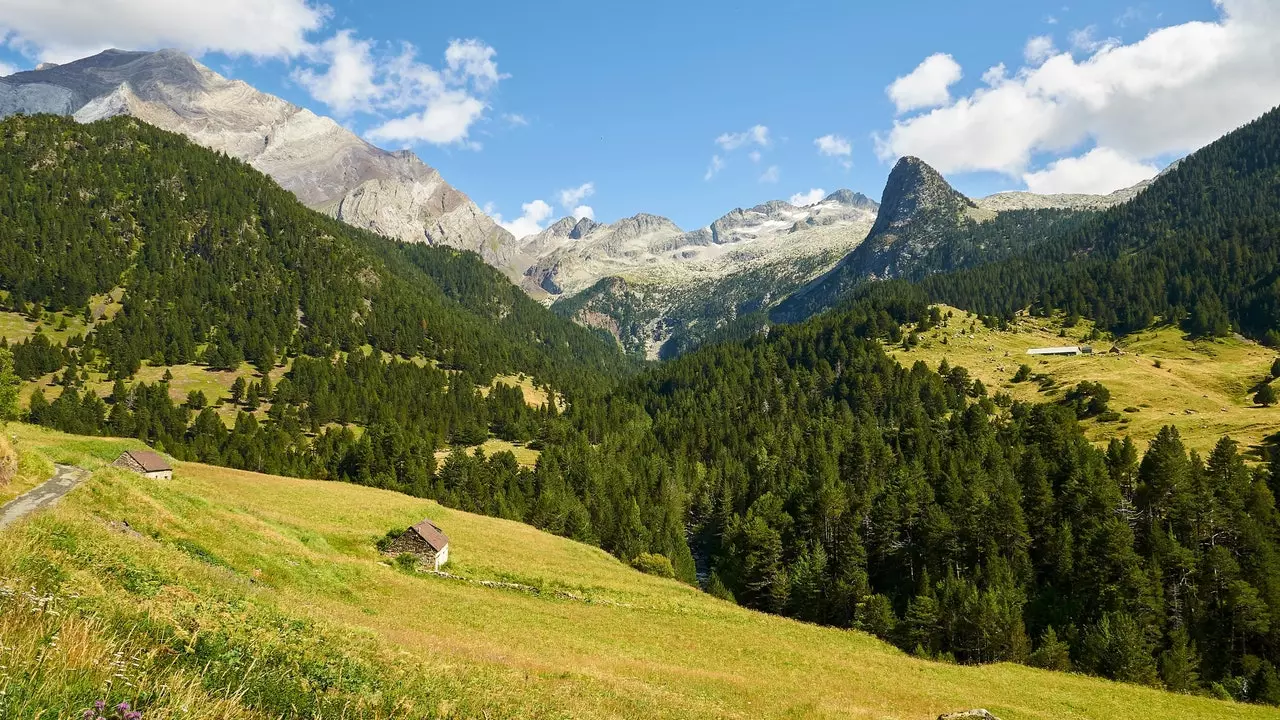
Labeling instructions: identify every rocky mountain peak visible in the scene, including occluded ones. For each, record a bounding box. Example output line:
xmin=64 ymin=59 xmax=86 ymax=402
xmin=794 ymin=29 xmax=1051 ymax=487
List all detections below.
xmin=610 ymin=213 xmax=682 ymax=239
xmin=872 ymin=156 xmax=976 ymax=236
xmin=570 ymin=217 xmax=599 ymax=239
xmin=823 ymin=189 xmax=877 ymax=209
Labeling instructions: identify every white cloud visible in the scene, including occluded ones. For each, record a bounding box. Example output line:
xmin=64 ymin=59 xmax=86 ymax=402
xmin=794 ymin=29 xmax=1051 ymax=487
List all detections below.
xmin=557 ymin=182 xmax=595 ymax=208
xmin=0 ymin=61 xmax=16 ymax=76
xmin=1068 ymin=26 xmax=1117 ymax=54
xmin=292 ymin=30 xmax=379 ymax=115
xmin=876 ymin=0 xmax=1280 ymax=188
xmin=503 ymin=113 xmax=529 ymax=126
xmin=356 ymin=38 xmax=504 ymax=147
xmin=887 ymin=53 xmax=963 ymax=113
xmin=1024 ymin=35 xmax=1056 ymax=64
xmin=1022 ymin=146 xmax=1158 ymax=194
xmin=367 ymin=89 xmax=486 ymax=145
xmin=814 ymin=134 xmax=852 ymax=157
xmin=0 ymin=0 xmax=325 ymax=63
xmin=748 ymin=150 xmax=762 ymax=163
xmin=758 ymin=165 xmax=780 ymax=184
xmin=789 ymin=188 xmax=826 ymax=206
xmin=715 ymin=124 xmax=770 ymax=150
xmin=444 ymin=38 xmax=505 ymax=91
xmin=492 ymin=199 xmax=554 ymax=239
xmin=571 ymin=205 xmax=594 ymax=220
xmin=704 ymin=154 xmax=725 ymax=181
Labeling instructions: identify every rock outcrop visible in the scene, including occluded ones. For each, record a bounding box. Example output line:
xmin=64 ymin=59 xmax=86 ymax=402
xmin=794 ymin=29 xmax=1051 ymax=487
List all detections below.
xmin=0 ymin=49 xmax=518 ymax=272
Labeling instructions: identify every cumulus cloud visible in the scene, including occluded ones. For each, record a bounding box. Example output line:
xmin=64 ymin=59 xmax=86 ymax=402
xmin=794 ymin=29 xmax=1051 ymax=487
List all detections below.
xmin=814 ymin=134 xmax=852 ymax=158
xmin=1024 ymin=35 xmax=1056 ymax=64
xmin=875 ymin=0 xmax=1280 ymax=193
xmin=492 ymin=199 xmax=554 ymax=239
xmin=0 ymin=0 xmax=325 ymax=63
xmin=293 ymin=30 xmax=380 ymax=115
xmin=571 ymin=205 xmax=594 ymax=220
xmin=1022 ymin=147 xmax=1159 ymax=194
xmin=758 ymin=165 xmax=780 ymax=184
xmin=716 ymin=124 xmax=770 ymax=150
xmin=704 ymin=154 xmax=725 ymax=181
xmin=887 ymin=53 xmax=963 ymax=113
xmin=0 ymin=60 xmax=16 ymax=76
xmin=353 ymin=38 xmax=505 ymax=146
xmin=789 ymin=188 xmax=826 ymax=206
xmin=557 ymin=182 xmax=595 ymax=208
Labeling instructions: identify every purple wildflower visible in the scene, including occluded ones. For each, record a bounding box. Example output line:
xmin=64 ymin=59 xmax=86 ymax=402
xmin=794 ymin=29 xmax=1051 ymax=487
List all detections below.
xmin=124 ymin=712 xmax=142 ymax=720
xmin=94 ymin=700 xmax=106 ymax=711
xmin=116 ymin=702 xmax=131 ymax=712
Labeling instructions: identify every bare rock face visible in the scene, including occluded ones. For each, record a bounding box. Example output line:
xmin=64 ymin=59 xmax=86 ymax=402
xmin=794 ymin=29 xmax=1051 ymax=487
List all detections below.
xmin=0 ymin=49 xmax=518 ymax=273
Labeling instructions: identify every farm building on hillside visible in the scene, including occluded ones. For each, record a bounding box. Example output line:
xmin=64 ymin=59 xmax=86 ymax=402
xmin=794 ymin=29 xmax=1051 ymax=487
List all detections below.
xmin=113 ymin=449 xmax=173 ymax=480
xmin=383 ymin=518 xmax=450 ymax=570
xmin=1027 ymin=346 xmax=1094 ymax=357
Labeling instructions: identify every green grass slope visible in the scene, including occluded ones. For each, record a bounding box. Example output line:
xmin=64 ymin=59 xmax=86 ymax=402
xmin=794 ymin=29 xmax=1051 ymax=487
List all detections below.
xmin=1 ymin=424 xmax=1272 ymax=719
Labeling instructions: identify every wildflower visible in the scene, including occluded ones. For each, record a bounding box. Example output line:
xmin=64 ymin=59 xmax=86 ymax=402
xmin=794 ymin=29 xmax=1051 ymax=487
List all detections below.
xmin=116 ymin=701 xmax=131 ymax=713
xmin=94 ymin=700 xmax=106 ymax=711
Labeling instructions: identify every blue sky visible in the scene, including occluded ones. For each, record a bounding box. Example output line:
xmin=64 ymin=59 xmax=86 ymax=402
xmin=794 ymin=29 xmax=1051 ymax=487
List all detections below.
xmin=3 ymin=0 xmax=1278 ymax=235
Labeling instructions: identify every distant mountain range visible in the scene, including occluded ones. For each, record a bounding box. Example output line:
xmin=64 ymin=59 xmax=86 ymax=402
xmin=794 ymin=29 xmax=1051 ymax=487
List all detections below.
xmin=0 ymin=48 xmax=1152 ymax=357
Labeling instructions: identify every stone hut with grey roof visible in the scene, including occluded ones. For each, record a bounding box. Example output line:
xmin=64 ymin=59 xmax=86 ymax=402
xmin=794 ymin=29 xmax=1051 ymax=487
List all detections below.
xmin=383 ymin=519 xmax=450 ymax=570
xmin=113 ymin=449 xmax=173 ymax=480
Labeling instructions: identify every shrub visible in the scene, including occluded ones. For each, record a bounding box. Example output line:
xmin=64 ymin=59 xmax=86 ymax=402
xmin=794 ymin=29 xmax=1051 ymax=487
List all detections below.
xmin=631 ymin=552 xmax=675 ymax=578
xmin=1096 ymin=411 xmax=1122 ymax=423
xmin=1257 ymin=384 xmax=1277 ymax=408
xmin=393 ymin=553 xmax=419 ymax=572
xmin=1272 ymin=358 xmax=1280 ymax=379
xmin=1012 ymin=364 xmax=1032 ymax=383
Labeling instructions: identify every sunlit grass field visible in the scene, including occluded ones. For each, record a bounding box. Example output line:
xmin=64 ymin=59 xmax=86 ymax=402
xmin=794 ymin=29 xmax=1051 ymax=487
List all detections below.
xmin=0 ymin=423 xmax=1272 ymax=719
xmin=888 ymin=306 xmax=1280 ymax=456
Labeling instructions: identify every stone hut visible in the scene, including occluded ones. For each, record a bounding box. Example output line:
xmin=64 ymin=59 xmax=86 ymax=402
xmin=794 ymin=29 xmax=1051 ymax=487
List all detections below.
xmin=384 ymin=519 xmax=450 ymax=570
xmin=113 ymin=449 xmax=173 ymax=480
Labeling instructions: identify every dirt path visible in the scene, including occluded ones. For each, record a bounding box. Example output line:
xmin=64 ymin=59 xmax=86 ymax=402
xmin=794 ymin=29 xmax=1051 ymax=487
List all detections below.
xmin=0 ymin=464 xmax=89 ymax=530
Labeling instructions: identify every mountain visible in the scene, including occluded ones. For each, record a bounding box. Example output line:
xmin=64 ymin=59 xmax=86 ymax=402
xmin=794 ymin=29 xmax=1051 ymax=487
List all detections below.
xmin=773 ymin=157 xmax=1136 ymax=322
xmin=0 ymin=114 xmax=625 ymax=394
xmin=0 ymin=49 xmax=518 ymax=271
xmin=521 ymin=191 xmax=880 ymax=357
xmin=922 ymin=104 xmax=1280 ymax=342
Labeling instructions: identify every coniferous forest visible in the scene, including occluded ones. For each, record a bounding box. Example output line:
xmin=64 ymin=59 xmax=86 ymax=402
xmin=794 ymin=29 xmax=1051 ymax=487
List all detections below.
xmin=4 ymin=110 xmax=1280 ymax=705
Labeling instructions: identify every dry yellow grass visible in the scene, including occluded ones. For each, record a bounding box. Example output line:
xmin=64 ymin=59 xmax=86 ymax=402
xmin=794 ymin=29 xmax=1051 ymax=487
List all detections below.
xmin=888 ymin=306 xmax=1280 ymax=456
xmin=2 ymin=423 xmax=1273 ymax=719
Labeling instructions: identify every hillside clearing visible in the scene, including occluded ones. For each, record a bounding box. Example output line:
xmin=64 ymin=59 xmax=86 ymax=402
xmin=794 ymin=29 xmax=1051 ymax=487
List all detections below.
xmin=0 ymin=424 xmax=1270 ymax=719
xmin=888 ymin=306 xmax=1280 ymax=456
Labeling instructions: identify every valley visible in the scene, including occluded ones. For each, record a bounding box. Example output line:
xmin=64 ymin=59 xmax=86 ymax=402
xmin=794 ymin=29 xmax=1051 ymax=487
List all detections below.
xmin=1 ymin=424 xmax=1270 ymax=719
xmin=2 ymin=31 xmax=1280 ymax=718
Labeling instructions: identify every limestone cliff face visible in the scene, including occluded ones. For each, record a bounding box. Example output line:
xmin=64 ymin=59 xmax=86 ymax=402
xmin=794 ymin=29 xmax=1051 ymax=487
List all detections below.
xmin=0 ymin=49 xmax=517 ymax=272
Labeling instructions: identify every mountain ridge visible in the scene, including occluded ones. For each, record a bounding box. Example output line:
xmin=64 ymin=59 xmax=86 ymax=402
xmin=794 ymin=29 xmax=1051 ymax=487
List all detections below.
xmin=0 ymin=48 xmax=520 ymax=272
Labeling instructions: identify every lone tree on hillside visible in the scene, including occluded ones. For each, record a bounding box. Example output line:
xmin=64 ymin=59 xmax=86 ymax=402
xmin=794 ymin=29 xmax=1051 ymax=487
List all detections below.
xmin=1257 ymin=383 xmax=1278 ymax=408
xmin=1271 ymin=357 xmax=1280 ymax=379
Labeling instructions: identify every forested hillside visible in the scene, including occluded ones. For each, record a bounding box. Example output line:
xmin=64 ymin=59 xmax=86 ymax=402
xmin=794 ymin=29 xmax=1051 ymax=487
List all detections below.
xmin=0 ymin=114 xmax=628 ymax=389
xmin=920 ymin=106 xmax=1280 ymax=343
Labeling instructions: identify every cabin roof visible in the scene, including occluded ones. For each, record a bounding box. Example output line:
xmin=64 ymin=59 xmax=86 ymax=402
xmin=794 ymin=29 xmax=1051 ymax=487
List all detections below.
xmin=123 ymin=449 xmax=172 ymax=472
xmin=410 ymin=519 xmax=449 ymax=551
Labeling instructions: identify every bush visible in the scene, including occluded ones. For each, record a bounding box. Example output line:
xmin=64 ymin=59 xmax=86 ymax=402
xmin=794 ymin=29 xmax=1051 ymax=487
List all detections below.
xmin=393 ymin=553 xmax=419 ymax=572
xmin=631 ymin=552 xmax=675 ymax=578
xmin=1257 ymin=384 xmax=1278 ymax=408
xmin=1012 ymin=364 xmax=1032 ymax=383
xmin=1096 ymin=411 xmax=1122 ymax=423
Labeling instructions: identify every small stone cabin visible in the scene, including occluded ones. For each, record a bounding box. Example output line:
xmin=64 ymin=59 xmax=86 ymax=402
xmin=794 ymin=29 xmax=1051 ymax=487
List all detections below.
xmin=113 ymin=449 xmax=173 ymax=480
xmin=384 ymin=518 xmax=450 ymax=570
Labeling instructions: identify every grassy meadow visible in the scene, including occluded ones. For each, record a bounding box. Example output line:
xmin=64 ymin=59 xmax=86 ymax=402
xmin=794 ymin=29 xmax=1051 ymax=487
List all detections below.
xmin=888 ymin=306 xmax=1280 ymax=456
xmin=0 ymin=423 xmax=1273 ymax=719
